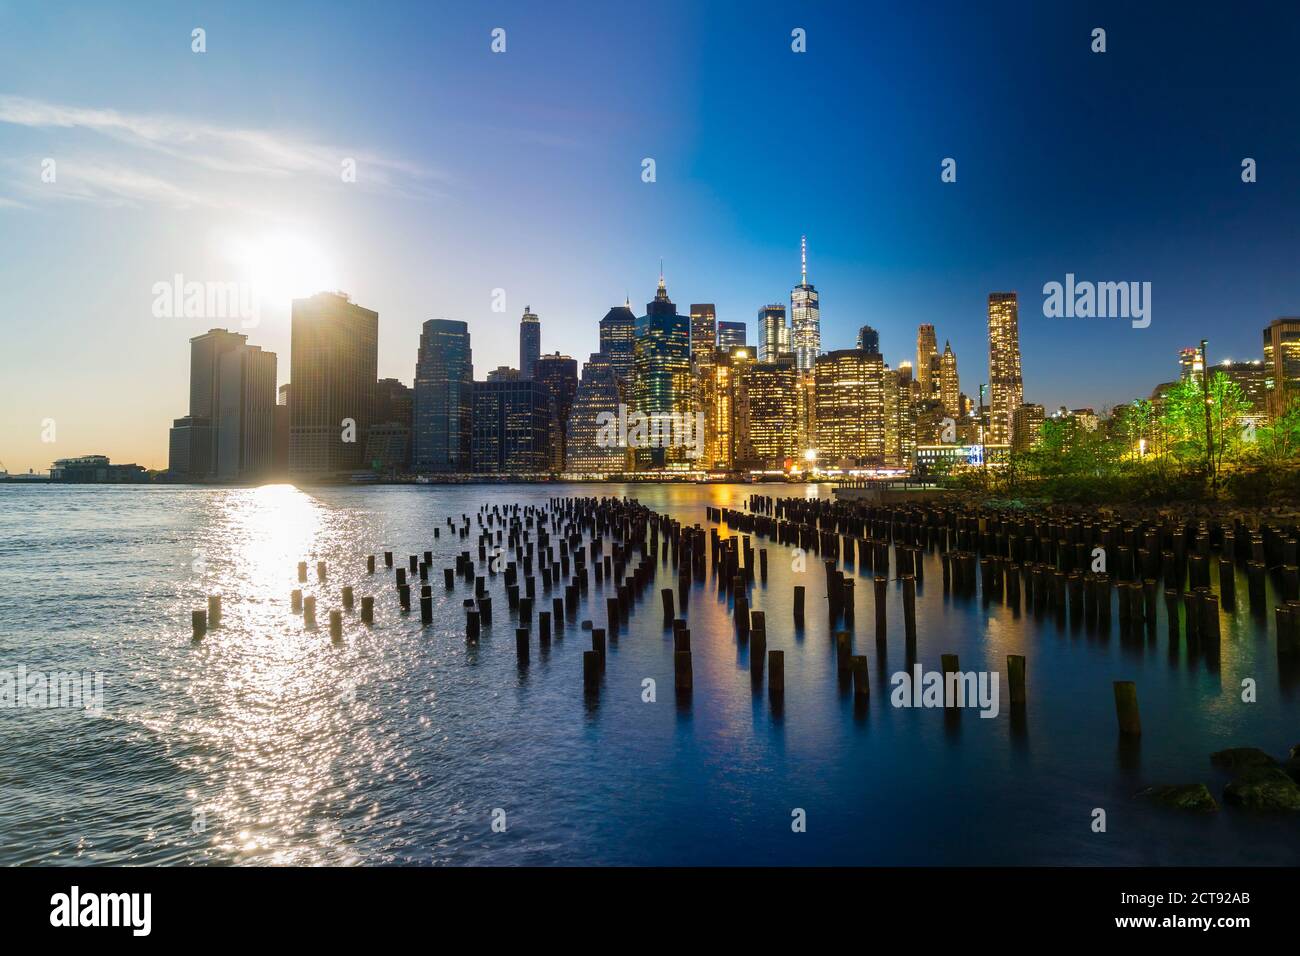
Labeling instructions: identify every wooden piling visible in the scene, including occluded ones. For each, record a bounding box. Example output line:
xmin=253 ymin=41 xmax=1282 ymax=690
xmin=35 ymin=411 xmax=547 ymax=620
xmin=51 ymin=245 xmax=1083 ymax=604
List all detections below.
xmin=1007 ymin=654 xmax=1026 ymax=707
xmin=361 ymin=595 xmax=374 ymax=624
xmin=1113 ymin=681 xmax=1141 ymax=736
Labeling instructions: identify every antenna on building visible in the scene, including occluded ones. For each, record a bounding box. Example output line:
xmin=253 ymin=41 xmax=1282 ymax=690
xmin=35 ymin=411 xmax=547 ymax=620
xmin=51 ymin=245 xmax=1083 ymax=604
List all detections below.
xmin=800 ymin=235 xmax=807 ymax=285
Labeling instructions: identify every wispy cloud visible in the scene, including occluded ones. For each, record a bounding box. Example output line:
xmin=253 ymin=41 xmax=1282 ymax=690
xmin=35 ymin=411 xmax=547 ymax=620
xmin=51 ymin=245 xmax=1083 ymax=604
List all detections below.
xmin=0 ymin=93 xmax=443 ymax=207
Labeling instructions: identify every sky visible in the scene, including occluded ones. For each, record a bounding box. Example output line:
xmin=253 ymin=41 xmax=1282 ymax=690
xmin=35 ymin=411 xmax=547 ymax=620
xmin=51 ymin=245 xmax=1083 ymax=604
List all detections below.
xmin=2 ymin=0 xmax=1299 ymax=472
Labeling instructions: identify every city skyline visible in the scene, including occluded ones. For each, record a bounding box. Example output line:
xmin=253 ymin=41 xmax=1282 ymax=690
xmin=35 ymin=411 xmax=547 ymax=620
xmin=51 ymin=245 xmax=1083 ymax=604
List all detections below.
xmin=4 ymin=2 xmax=1300 ymax=472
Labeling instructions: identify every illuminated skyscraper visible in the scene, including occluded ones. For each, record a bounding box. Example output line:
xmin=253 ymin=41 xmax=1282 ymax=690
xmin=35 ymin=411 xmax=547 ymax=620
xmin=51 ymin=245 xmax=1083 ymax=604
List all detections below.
xmin=717 ymin=321 xmax=747 ymax=350
xmin=939 ymin=340 xmax=960 ymax=417
xmin=632 ymin=273 xmax=691 ymax=470
xmin=690 ymin=304 xmax=718 ymax=466
xmin=471 ymin=379 xmax=550 ymax=474
xmin=987 ymin=292 xmax=1023 ymax=446
xmin=790 ymin=236 xmax=821 ymax=371
xmin=565 ymin=352 xmax=625 ymax=475
xmin=1262 ymin=317 xmax=1300 ymax=417
xmin=916 ymin=324 xmax=938 ymax=397
xmin=1178 ymin=345 xmax=1204 ymax=383
xmin=412 ymin=318 xmax=473 ymax=472
xmin=519 ymin=306 xmax=541 ymax=379
xmin=758 ymin=305 xmax=789 ymax=362
xmin=289 ymin=292 xmax=378 ymax=476
xmin=813 ymin=349 xmax=884 ymax=466
xmin=738 ymin=356 xmax=798 ymax=469
xmin=599 ymin=301 xmax=636 ymax=398
xmin=883 ymin=366 xmax=917 ymax=470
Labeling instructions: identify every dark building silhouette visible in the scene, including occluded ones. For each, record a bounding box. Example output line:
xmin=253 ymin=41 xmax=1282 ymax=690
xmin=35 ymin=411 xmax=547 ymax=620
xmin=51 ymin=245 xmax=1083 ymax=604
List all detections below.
xmin=413 ymin=319 xmax=473 ymax=472
xmin=717 ymin=321 xmax=747 ymax=351
xmin=366 ymin=377 xmax=414 ymax=474
xmin=534 ymin=352 xmax=579 ymax=473
xmin=289 ymin=292 xmax=378 ymax=477
xmin=471 ymin=379 xmax=550 ymax=473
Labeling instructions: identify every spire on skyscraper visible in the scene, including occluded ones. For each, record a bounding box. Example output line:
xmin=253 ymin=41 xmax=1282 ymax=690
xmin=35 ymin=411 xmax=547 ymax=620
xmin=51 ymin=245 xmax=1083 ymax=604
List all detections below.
xmin=800 ymin=235 xmax=807 ymax=286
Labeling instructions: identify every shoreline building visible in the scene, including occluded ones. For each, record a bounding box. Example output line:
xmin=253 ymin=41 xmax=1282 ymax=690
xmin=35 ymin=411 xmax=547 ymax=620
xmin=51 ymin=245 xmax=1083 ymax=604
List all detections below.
xmin=288 ymin=292 xmax=378 ymax=477
xmin=814 ymin=348 xmax=884 ymax=468
xmin=1011 ymin=402 xmax=1046 ymax=452
xmin=690 ymin=304 xmax=718 ymax=466
xmin=565 ymin=352 xmax=625 ymax=474
xmin=169 ymin=328 xmax=277 ymax=481
xmin=790 ymin=236 xmax=821 ymax=372
xmin=413 ymin=319 xmax=473 ymax=473
xmin=519 ymin=306 xmax=541 ymax=379
xmin=632 ymin=273 xmax=691 ymax=470
xmin=215 ymin=344 xmax=277 ymax=481
xmin=471 ymin=378 xmax=550 ymax=474
xmin=365 ymin=377 xmax=414 ymax=476
xmin=987 ymin=292 xmax=1023 ymax=446
xmin=737 ymin=356 xmax=798 ymax=470
xmin=534 ymin=352 xmax=579 ymax=472
xmin=599 ymin=301 xmax=636 ymax=407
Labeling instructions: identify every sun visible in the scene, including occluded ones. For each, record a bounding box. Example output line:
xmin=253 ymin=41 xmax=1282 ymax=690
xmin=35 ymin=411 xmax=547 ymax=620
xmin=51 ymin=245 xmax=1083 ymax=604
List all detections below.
xmin=225 ymin=233 xmax=336 ymax=310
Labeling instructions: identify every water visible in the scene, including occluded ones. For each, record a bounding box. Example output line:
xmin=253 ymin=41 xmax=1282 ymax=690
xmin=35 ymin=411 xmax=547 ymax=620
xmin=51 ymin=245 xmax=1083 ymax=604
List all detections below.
xmin=0 ymin=483 xmax=1295 ymax=866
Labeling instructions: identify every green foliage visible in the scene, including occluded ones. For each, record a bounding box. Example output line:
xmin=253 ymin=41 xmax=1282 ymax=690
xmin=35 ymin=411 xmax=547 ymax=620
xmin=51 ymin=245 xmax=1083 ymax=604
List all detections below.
xmin=988 ymin=378 xmax=1298 ymax=505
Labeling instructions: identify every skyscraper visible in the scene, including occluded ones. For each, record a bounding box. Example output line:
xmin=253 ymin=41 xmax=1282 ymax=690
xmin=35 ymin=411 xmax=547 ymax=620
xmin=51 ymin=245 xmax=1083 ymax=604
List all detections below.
xmin=1262 ymin=317 xmax=1300 ymax=417
xmin=519 ymin=306 xmax=541 ymax=379
xmin=857 ymin=325 xmax=880 ymax=353
xmin=632 ymin=273 xmax=691 ymax=470
xmin=215 ymin=344 xmax=277 ymax=480
xmin=939 ymin=340 xmax=960 ymax=417
xmin=717 ymin=321 xmax=747 ymax=351
xmin=790 ymin=236 xmax=821 ymax=371
xmin=916 ymin=324 xmax=938 ymax=397
xmin=1178 ymin=346 xmax=1204 ymax=383
xmin=289 ymin=292 xmax=378 ymax=477
xmin=737 ymin=356 xmax=798 ymax=469
xmin=987 ymin=292 xmax=1023 ymax=446
xmin=471 ymin=379 xmax=550 ymax=474
xmin=599 ymin=301 xmax=636 ymax=400
xmin=883 ymin=366 xmax=917 ymax=470
xmin=565 ymin=352 xmax=625 ymax=475
xmin=690 ymin=304 xmax=718 ymax=466
xmin=412 ymin=319 xmax=473 ymax=472
xmin=169 ymin=328 xmax=277 ymax=481
xmin=813 ymin=349 xmax=884 ymax=466
xmin=534 ymin=352 xmax=579 ymax=472
xmin=757 ymin=304 xmax=788 ymax=362
xmin=1011 ymin=403 xmax=1045 ymax=452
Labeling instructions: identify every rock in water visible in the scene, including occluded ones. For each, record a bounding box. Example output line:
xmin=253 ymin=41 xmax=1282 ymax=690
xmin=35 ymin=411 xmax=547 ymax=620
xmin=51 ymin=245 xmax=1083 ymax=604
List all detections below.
xmin=1209 ymin=747 xmax=1277 ymax=770
xmin=1136 ymin=784 xmax=1219 ymax=812
xmin=1222 ymin=768 xmax=1300 ymax=812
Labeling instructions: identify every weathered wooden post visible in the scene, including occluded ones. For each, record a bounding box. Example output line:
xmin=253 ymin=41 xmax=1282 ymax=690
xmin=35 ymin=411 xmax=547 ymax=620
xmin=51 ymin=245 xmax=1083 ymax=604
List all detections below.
xmin=850 ymin=655 xmax=869 ymax=697
xmin=361 ymin=595 xmax=374 ymax=624
xmin=207 ymin=594 xmax=222 ymax=627
xmin=516 ymin=628 xmax=529 ymax=663
xmin=291 ymin=588 xmax=303 ymax=613
xmin=1007 ymin=654 xmax=1026 ymax=707
xmin=793 ymin=585 xmax=805 ymax=622
xmin=674 ymin=650 xmax=693 ymax=690
xmin=768 ymin=650 xmax=784 ymax=694
xmin=191 ymin=609 xmax=207 ymax=640
xmin=902 ymin=574 xmax=917 ymax=646
xmin=303 ymin=595 xmax=316 ymax=626
xmin=330 ymin=610 xmax=343 ymax=641
xmin=298 ymin=561 xmax=307 ymax=583
xmin=583 ymin=650 xmax=601 ymax=689
xmin=342 ymin=586 xmax=353 ymax=610
xmin=1113 ymin=681 xmax=1141 ymax=736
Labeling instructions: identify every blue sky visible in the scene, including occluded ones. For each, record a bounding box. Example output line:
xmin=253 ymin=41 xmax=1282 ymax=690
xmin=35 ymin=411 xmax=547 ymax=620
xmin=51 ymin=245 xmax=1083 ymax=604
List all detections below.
xmin=2 ymin=1 xmax=1299 ymax=471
